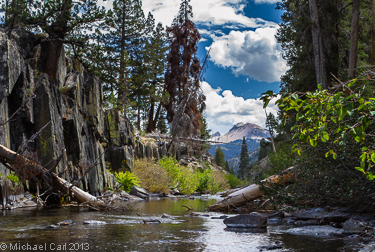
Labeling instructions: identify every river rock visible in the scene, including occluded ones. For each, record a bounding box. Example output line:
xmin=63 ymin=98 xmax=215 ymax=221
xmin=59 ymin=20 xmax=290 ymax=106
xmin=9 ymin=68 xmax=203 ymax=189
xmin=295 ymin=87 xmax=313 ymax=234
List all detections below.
xmin=359 ymin=242 xmax=375 ymax=252
xmin=57 ymin=220 xmax=73 ymax=226
xmin=162 ymin=213 xmax=172 ymax=219
xmin=285 ymin=225 xmax=344 ymax=238
xmin=83 ymin=220 xmax=106 ymax=225
xmin=294 ymin=207 xmax=352 ymax=223
xmin=343 ymin=214 xmax=375 ymax=234
xmin=143 ymin=219 xmax=161 ymax=224
xmin=129 ymin=186 xmax=150 ymax=199
xmin=224 ymin=213 xmax=268 ymax=228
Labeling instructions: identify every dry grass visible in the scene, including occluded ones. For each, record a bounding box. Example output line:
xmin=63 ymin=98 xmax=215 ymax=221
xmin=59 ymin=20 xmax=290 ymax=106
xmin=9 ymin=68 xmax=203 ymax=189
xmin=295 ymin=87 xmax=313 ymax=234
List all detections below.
xmin=133 ymin=159 xmax=169 ymax=193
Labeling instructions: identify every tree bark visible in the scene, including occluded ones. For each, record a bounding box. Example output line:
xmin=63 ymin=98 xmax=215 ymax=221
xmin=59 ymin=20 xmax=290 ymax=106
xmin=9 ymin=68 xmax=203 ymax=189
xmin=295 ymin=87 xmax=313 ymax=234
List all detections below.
xmin=208 ymin=166 xmax=296 ymax=211
xmin=309 ymin=0 xmax=327 ymax=89
xmin=348 ymin=0 xmax=360 ymax=78
xmin=0 ymin=144 xmax=106 ymax=208
xmin=371 ymin=0 xmax=375 ymax=68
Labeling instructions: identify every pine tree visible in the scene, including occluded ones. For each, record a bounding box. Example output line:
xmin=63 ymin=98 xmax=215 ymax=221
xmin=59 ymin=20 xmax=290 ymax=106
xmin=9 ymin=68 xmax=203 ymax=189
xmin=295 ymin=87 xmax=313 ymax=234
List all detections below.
xmin=214 ymin=146 xmax=225 ymax=168
xmin=105 ymin=0 xmax=146 ymax=112
xmin=145 ymin=21 xmax=169 ymax=133
xmin=238 ymin=137 xmax=249 ymax=179
xmin=164 ymin=0 xmax=206 ymax=145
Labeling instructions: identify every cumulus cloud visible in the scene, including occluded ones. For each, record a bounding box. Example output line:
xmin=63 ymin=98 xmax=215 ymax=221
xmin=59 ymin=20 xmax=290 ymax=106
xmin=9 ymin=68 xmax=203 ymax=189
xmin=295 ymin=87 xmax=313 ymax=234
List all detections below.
xmin=142 ymin=0 xmax=276 ymax=28
xmin=207 ymin=27 xmax=288 ymax=83
xmin=201 ymin=81 xmax=279 ymax=134
xmin=253 ymin=0 xmax=279 ymax=4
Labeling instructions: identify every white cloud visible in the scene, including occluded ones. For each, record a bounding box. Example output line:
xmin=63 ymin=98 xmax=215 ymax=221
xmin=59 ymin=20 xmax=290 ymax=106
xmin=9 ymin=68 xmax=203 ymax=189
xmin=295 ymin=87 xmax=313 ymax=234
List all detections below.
xmin=253 ymin=0 xmax=279 ymax=4
xmin=142 ymin=0 xmax=277 ymax=28
xmin=207 ymin=27 xmax=288 ymax=83
xmin=201 ymin=81 xmax=279 ymax=134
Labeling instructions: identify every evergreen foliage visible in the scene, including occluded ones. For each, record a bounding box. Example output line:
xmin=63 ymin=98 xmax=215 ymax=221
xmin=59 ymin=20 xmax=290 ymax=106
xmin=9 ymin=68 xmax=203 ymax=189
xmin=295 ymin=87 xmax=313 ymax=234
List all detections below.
xmin=214 ymin=146 xmax=225 ymax=168
xmin=238 ymin=137 xmax=249 ymax=178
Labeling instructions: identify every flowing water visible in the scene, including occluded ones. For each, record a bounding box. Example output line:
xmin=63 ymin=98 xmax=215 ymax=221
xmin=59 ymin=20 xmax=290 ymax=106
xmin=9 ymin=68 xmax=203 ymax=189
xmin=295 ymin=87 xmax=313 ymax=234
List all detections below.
xmin=0 ymin=197 xmax=345 ymax=252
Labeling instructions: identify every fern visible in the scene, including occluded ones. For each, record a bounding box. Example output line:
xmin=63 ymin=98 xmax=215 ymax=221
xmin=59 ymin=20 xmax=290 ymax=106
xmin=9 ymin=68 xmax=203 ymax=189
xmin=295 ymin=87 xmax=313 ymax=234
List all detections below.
xmin=115 ymin=171 xmax=141 ymax=192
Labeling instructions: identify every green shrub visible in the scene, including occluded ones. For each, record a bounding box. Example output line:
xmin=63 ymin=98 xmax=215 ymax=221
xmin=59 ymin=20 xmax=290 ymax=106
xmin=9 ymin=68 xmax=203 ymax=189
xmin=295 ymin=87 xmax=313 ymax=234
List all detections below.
xmin=6 ymin=172 xmax=19 ymax=183
xmin=0 ymin=173 xmax=2 ymax=177
xmin=159 ymin=157 xmax=229 ymax=194
xmin=226 ymin=174 xmax=245 ymax=189
xmin=134 ymin=159 xmax=169 ymax=193
xmin=115 ymin=171 xmax=140 ymax=192
xmin=177 ymin=166 xmax=199 ymax=195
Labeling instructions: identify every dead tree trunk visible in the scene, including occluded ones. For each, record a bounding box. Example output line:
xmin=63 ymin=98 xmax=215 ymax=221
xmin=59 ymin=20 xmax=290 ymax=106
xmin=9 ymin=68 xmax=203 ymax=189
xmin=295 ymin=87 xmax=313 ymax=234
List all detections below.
xmin=0 ymin=144 xmax=106 ymax=208
xmin=309 ymin=0 xmax=327 ymax=89
xmin=209 ymin=166 xmax=296 ymax=211
xmin=348 ymin=0 xmax=360 ymax=78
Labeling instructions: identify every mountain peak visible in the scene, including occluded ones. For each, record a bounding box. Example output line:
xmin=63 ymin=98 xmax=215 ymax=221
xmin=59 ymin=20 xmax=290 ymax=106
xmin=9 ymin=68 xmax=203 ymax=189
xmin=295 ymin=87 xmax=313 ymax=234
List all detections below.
xmin=210 ymin=122 xmax=270 ymax=143
xmin=229 ymin=122 xmax=244 ymax=132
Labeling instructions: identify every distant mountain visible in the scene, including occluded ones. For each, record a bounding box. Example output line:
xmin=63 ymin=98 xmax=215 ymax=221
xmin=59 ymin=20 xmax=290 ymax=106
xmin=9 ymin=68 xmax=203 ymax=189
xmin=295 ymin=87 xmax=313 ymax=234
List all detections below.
xmin=211 ymin=131 xmax=221 ymax=138
xmin=210 ymin=123 xmax=270 ymax=143
xmin=208 ymin=122 xmax=270 ymax=165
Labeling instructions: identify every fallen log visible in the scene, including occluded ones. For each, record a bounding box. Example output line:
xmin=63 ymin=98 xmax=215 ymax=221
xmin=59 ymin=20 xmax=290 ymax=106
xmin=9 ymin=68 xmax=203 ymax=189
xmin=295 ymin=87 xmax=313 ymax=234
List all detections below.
xmin=0 ymin=144 xmax=106 ymax=208
xmin=208 ymin=166 xmax=296 ymax=211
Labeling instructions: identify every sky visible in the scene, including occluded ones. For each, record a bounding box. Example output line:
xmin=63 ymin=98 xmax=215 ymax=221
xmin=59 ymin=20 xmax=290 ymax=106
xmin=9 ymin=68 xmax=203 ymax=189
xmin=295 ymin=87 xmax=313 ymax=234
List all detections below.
xmin=100 ymin=0 xmax=286 ymax=134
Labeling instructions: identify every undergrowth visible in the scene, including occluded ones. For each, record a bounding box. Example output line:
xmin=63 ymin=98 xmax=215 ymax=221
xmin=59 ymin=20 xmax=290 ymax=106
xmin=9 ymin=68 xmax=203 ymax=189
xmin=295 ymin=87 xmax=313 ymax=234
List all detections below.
xmin=133 ymin=157 xmax=229 ymax=195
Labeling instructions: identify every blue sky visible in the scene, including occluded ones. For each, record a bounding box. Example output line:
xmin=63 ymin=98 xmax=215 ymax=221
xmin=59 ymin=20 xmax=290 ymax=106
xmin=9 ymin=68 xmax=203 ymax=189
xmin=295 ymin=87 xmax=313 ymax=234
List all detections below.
xmin=100 ymin=0 xmax=285 ymax=134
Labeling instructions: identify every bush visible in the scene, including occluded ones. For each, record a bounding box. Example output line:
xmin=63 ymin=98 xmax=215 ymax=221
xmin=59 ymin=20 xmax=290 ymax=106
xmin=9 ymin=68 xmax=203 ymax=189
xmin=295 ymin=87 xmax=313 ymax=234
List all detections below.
xmin=159 ymin=157 xmax=229 ymax=194
xmin=115 ymin=171 xmax=140 ymax=192
xmin=134 ymin=159 xmax=169 ymax=193
xmin=226 ymin=174 xmax=245 ymax=189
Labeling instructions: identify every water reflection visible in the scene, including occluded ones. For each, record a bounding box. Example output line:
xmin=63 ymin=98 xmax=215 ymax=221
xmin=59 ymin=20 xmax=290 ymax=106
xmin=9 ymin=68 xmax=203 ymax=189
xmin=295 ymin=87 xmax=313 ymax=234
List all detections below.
xmin=0 ymin=198 xmax=345 ymax=252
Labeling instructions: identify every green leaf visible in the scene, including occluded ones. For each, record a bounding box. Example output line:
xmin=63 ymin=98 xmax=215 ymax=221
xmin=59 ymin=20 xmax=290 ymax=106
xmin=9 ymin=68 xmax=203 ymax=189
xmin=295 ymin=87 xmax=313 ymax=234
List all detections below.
xmin=347 ymin=79 xmax=357 ymax=88
xmin=371 ymin=153 xmax=375 ymax=163
xmin=297 ymin=149 xmax=301 ymax=155
xmin=291 ymin=94 xmax=298 ymax=100
xmin=333 ymin=153 xmax=337 ymax=159
xmin=309 ymin=138 xmax=317 ymax=147
xmin=355 ymin=167 xmax=365 ymax=173
xmin=355 ymin=136 xmax=363 ymax=143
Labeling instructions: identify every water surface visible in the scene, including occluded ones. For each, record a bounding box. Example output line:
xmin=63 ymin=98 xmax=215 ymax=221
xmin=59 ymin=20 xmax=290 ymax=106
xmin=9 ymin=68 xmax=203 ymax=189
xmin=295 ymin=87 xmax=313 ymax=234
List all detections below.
xmin=0 ymin=198 xmax=344 ymax=251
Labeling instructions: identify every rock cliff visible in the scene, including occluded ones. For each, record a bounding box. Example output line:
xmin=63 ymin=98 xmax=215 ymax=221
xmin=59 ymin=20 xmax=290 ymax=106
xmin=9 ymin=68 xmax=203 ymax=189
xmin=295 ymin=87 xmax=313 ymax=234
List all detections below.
xmin=0 ymin=27 xmax=207 ymax=209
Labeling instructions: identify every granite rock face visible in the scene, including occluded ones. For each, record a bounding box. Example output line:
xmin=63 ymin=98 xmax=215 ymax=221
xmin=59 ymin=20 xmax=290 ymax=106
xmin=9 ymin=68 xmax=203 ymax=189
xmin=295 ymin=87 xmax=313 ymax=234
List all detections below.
xmin=0 ymin=27 xmax=116 ymax=199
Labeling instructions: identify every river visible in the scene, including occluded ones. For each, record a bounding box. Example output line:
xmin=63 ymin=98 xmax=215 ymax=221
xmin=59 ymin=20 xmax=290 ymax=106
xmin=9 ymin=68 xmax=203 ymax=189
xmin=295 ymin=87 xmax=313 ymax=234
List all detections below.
xmin=0 ymin=197 xmax=345 ymax=252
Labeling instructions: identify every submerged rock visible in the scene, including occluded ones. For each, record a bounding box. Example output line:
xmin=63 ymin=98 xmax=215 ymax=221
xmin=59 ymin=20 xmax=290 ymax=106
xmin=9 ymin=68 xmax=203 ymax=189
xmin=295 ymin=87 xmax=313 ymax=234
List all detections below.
xmin=83 ymin=220 xmax=106 ymax=225
xmin=224 ymin=213 xmax=268 ymax=228
xmin=57 ymin=220 xmax=73 ymax=226
xmin=161 ymin=213 xmax=172 ymax=219
xmin=285 ymin=225 xmax=344 ymax=238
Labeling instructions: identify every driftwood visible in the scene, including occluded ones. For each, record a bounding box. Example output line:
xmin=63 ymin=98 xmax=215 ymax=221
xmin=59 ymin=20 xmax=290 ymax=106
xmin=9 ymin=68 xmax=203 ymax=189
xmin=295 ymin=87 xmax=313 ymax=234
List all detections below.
xmin=209 ymin=166 xmax=296 ymax=211
xmin=0 ymin=144 xmax=106 ymax=208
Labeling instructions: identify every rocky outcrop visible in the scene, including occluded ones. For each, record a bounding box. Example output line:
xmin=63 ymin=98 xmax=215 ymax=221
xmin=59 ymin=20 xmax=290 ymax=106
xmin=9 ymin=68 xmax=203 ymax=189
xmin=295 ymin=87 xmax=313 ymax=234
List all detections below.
xmin=0 ymin=27 xmax=116 ymax=200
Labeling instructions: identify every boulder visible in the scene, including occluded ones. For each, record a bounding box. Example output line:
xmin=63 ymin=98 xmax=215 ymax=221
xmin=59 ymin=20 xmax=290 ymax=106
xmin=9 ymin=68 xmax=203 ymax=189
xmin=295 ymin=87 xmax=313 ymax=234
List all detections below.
xmin=129 ymin=186 xmax=150 ymax=199
xmin=224 ymin=213 xmax=268 ymax=228
xmin=294 ymin=207 xmax=352 ymax=223
xmin=343 ymin=215 xmax=375 ymax=234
